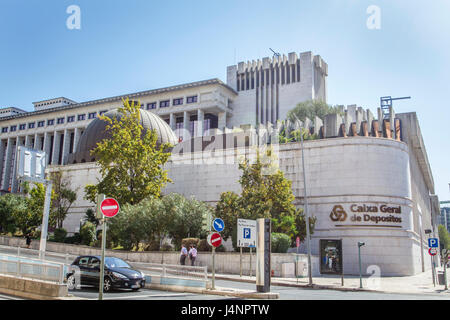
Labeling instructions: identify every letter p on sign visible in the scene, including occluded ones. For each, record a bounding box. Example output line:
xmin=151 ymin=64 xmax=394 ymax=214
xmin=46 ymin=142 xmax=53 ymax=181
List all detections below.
xmin=428 ymin=238 xmax=439 ymax=248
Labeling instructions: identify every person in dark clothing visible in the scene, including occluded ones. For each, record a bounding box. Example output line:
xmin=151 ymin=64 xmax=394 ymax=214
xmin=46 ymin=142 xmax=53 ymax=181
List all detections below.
xmin=25 ymin=233 xmax=31 ymax=249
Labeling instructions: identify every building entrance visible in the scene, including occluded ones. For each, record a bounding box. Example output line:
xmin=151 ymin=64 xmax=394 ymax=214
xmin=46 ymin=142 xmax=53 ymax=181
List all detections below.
xmin=320 ymin=239 xmax=343 ymax=274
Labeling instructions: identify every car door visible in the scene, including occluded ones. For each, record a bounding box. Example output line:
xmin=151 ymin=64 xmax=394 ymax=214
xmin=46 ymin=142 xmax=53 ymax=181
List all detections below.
xmin=77 ymin=256 xmax=91 ymax=285
xmin=87 ymin=257 xmax=101 ymax=286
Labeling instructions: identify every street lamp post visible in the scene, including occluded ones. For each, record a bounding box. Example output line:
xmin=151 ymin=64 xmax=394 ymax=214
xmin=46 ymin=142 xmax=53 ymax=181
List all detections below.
xmin=358 ymin=242 xmax=365 ymax=289
xmin=299 ymin=126 xmax=313 ymax=286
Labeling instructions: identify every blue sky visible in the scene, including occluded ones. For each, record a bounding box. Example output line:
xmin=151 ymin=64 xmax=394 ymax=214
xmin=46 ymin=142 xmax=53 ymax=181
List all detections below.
xmin=0 ymin=0 xmax=449 ymax=201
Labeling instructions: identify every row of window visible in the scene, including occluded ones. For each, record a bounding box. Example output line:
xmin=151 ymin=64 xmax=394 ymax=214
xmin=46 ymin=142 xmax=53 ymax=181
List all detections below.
xmin=0 ymin=110 xmax=108 ymax=133
xmin=1 ymin=95 xmax=199 ymax=134
xmin=143 ymin=95 xmax=198 ymax=110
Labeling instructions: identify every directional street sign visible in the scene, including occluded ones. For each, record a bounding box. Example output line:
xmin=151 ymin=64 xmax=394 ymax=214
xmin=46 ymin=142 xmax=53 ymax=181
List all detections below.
xmin=100 ymin=198 xmax=120 ymax=218
xmin=428 ymin=238 xmax=439 ymax=248
xmin=237 ymin=219 xmax=257 ymax=248
xmin=208 ymin=232 xmax=222 ymax=248
xmin=429 ymin=248 xmax=438 ymax=256
xmin=213 ymin=218 xmax=225 ymax=232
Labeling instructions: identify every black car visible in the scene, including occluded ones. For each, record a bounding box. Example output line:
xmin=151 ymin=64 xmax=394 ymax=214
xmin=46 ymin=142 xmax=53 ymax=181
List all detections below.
xmin=66 ymin=255 xmax=146 ymax=292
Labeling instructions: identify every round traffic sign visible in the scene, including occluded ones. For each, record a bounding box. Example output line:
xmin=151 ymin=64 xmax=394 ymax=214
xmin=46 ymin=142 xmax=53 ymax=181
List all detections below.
xmin=296 ymin=236 xmax=300 ymax=248
xmin=100 ymin=198 xmax=120 ymax=218
xmin=213 ymin=218 xmax=225 ymax=232
xmin=207 ymin=232 xmax=222 ymax=248
xmin=428 ymin=248 xmax=437 ymax=256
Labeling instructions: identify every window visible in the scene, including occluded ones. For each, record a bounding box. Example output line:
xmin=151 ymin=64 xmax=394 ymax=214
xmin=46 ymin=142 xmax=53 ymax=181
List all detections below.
xmin=187 ymin=95 xmax=198 ymax=104
xmin=147 ymin=102 xmax=157 ymax=110
xmin=2 ymin=127 xmax=8 ymax=133
xmin=28 ymin=122 xmax=35 ymax=129
xmin=57 ymin=117 xmax=64 ymax=124
xmin=160 ymin=100 xmax=170 ymax=108
xmin=10 ymin=125 xmax=16 ymax=132
xmin=77 ymin=114 xmax=86 ymax=121
xmin=99 ymin=110 xmax=108 ymax=115
xmin=67 ymin=116 xmax=75 ymax=123
xmin=173 ymin=98 xmax=183 ymax=106
xmin=19 ymin=124 xmax=26 ymax=130
xmin=47 ymin=119 xmax=54 ymax=126
xmin=88 ymin=112 xmax=97 ymax=119
xmin=37 ymin=121 xmax=45 ymax=128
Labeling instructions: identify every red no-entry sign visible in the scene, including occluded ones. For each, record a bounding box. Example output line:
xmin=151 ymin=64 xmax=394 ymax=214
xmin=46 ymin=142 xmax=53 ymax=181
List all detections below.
xmin=100 ymin=198 xmax=120 ymax=218
xmin=208 ymin=232 xmax=222 ymax=248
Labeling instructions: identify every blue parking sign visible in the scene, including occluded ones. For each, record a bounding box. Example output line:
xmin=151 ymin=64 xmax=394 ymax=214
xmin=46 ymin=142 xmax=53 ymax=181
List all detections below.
xmin=428 ymin=238 xmax=439 ymax=248
xmin=243 ymin=228 xmax=251 ymax=239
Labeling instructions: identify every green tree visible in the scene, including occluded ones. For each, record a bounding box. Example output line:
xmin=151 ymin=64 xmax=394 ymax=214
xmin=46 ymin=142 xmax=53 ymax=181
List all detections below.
xmin=164 ymin=193 xmax=212 ymax=249
xmin=84 ymin=208 xmax=100 ymax=227
xmin=438 ymin=225 xmax=450 ymax=250
xmin=84 ymin=99 xmax=173 ymax=206
xmin=49 ymin=170 xmax=77 ymax=229
xmin=0 ymin=194 xmax=21 ymax=234
xmin=215 ymin=150 xmax=315 ymax=249
xmin=286 ymin=99 xmax=342 ymax=123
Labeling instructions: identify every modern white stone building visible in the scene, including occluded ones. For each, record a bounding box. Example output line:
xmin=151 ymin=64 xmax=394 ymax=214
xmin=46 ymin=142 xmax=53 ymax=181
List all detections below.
xmin=0 ymin=51 xmax=439 ymax=276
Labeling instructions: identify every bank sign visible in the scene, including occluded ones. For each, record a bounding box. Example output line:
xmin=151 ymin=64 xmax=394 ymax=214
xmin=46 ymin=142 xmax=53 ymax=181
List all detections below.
xmin=330 ymin=204 xmax=402 ymax=227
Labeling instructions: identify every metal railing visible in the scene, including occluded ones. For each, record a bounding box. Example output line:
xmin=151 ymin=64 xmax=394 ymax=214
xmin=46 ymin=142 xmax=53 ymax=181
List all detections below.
xmin=0 ymin=244 xmax=77 ymax=265
xmin=0 ymin=255 xmax=65 ymax=284
xmin=130 ymin=262 xmax=208 ymax=282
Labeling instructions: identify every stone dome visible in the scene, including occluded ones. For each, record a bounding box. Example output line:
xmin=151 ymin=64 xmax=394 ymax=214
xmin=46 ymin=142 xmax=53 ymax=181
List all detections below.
xmin=69 ymin=108 xmax=178 ymax=163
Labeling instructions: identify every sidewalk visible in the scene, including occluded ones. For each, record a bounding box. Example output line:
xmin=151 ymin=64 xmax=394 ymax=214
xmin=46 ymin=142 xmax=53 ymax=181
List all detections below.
xmin=212 ymin=268 xmax=450 ymax=296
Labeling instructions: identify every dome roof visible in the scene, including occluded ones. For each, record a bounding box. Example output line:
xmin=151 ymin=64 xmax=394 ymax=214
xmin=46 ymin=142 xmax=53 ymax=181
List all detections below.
xmin=70 ymin=108 xmax=178 ymax=163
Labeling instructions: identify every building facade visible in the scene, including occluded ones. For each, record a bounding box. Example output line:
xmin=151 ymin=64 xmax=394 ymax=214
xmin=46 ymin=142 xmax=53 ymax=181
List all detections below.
xmin=0 ymin=51 xmax=439 ymax=276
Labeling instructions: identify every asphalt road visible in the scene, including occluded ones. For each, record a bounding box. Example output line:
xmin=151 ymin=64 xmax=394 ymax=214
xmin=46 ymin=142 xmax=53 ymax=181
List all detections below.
xmin=67 ymin=279 xmax=450 ymax=300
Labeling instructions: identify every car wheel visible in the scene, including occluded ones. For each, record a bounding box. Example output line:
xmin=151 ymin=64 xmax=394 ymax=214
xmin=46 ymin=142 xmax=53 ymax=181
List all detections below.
xmin=132 ymin=288 xmax=140 ymax=292
xmin=103 ymin=277 xmax=113 ymax=292
xmin=67 ymin=274 xmax=76 ymax=290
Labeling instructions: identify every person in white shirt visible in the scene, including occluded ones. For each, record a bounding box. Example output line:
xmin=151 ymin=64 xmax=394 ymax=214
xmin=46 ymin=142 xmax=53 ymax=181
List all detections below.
xmin=180 ymin=244 xmax=188 ymax=265
xmin=188 ymin=245 xmax=198 ymax=266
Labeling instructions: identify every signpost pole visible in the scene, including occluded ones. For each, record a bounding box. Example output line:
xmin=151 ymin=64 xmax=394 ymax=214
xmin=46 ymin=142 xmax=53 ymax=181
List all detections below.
xmin=39 ymin=180 xmax=52 ymax=258
xmin=240 ymin=247 xmax=243 ymax=278
xmin=249 ymin=248 xmax=252 ymax=277
xmin=99 ymin=215 xmax=107 ymax=300
xmin=212 ymin=246 xmax=216 ymax=290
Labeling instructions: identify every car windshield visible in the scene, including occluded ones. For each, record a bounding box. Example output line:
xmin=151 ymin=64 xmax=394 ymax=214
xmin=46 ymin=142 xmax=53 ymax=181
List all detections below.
xmin=104 ymin=257 xmax=131 ymax=269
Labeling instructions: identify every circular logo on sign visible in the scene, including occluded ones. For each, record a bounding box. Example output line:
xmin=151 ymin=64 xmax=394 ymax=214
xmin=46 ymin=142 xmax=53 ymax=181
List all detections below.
xmin=429 ymin=248 xmax=437 ymax=256
xmin=100 ymin=198 xmax=120 ymax=218
xmin=330 ymin=205 xmax=347 ymax=222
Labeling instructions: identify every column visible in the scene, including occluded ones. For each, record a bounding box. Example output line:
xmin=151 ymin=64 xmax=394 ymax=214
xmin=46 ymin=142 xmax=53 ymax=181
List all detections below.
xmin=1 ymin=138 xmax=13 ymax=191
xmin=169 ymin=113 xmax=176 ymax=131
xmin=43 ymin=132 xmax=52 ymax=164
xmin=25 ymin=135 xmax=31 ymax=149
xmin=73 ymin=127 xmax=81 ymax=153
xmin=61 ymin=129 xmax=71 ymax=165
xmin=183 ymin=112 xmax=190 ymax=140
xmin=197 ymin=109 xmax=204 ymax=137
xmin=51 ymin=131 xmax=60 ymax=165
xmin=34 ymin=133 xmax=42 ymax=150
xmin=0 ymin=140 xmax=6 ymax=188
xmin=218 ymin=111 xmax=227 ymax=131
xmin=11 ymin=137 xmax=22 ymax=193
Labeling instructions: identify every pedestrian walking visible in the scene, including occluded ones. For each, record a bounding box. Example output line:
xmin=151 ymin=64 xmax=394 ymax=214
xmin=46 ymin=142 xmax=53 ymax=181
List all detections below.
xmin=25 ymin=233 xmax=31 ymax=249
xmin=180 ymin=244 xmax=188 ymax=265
xmin=188 ymin=245 xmax=197 ymax=266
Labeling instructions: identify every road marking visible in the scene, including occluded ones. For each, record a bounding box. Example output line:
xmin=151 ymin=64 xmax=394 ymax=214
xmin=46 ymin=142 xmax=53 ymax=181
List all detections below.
xmin=88 ymin=292 xmax=192 ymax=300
xmin=0 ymin=294 xmax=21 ymax=300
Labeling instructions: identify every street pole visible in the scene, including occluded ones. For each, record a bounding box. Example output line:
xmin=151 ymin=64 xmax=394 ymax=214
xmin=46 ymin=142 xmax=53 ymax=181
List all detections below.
xmin=300 ymin=126 xmax=313 ymax=286
xmin=240 ymin=247 xmax=242 ymax=278
xmin=249 ymin=247 xmax=252 ymax=277
xmin=212 ymin=246 xmax=216 ymax=290
xmin=97 ymin=194 xmax=106 ymax=301
xmin=99 ymin=216 xmax=107 ymax=300
xmin=39 ymin=180 xmax=52 ymax=259
xmin=358 ymin=242 xmax=365 ymax=289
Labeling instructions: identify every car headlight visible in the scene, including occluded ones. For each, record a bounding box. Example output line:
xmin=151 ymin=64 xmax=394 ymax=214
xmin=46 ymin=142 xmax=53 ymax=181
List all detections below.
xmin=112 ymin=272 xmax=128 ymax=279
